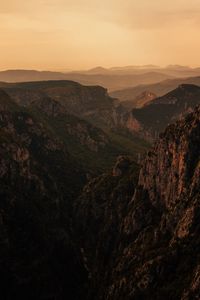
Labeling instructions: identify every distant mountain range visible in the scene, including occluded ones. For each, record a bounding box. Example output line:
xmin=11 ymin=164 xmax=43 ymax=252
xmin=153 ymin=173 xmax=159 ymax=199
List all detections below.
xmin=0 ymin=69 xmax=174 ymax=91
xmin=1 ymin=65 xmax=200 ymax=92
xmin=82 ymin=64 xmax=200 ymax=76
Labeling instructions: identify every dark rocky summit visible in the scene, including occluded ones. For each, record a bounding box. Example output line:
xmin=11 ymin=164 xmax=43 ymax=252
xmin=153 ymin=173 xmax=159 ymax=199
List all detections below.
xmin=76 ymin=105 xmax=200 ymax=300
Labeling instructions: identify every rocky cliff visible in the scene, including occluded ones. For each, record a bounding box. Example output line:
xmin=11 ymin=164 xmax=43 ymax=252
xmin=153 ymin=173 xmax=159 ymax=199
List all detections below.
xmin=4 ymin=80 xmax=124 ymax=128
xmin=3 ymin=80 xmax=150 ymax=166
xmin=76 ymin=105 xmax=200 ymax=299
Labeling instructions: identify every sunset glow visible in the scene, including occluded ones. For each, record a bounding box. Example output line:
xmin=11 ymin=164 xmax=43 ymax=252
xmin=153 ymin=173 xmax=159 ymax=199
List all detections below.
xmin=1 ymin=0 xmax=200 ymax=70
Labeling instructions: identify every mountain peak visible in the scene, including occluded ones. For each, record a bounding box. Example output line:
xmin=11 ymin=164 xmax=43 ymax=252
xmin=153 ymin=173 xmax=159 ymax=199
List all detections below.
xmin=86 ymin=66 xmax=108 ymax=74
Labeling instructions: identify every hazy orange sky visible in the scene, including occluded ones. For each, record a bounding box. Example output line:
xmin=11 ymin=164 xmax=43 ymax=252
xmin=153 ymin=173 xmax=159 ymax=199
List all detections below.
xmin=1 ymin=0 xmax=200 ymax=70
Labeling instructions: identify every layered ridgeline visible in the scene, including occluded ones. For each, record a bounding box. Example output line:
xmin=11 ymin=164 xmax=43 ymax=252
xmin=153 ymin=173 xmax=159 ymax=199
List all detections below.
xmin=4 ymin=81 xmax=200 ymax=146
xmin=2 ymin=67 xmax=200 ymax=92
xmin=2 ymin=80 xmax=150 ymax=167
xmin=76 ymin=105 xmax=200 ymax=299
xmin=4 ymin=81 xmax=200 ymax=148
xmin=3 ymin=80 xmax=123 ymax=127
xmin=0 ymin=89 xmax=88 ymax=299
xmin=125 ymin=84 xmax=200 ymax=140
xmin=0 ymin=69 xmax=174 ymax=91
xmin=110 ymin=75 xmax=200 ymax=104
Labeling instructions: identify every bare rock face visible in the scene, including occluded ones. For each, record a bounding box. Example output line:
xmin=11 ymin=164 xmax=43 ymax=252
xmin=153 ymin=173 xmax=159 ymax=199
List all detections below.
xmin=76 ymin=105 xmax=200 ymax=300
xmin=139 ymin=105 xmax=200 ymax=209
xmin=108 ymin=106 xmax=200 ymax=300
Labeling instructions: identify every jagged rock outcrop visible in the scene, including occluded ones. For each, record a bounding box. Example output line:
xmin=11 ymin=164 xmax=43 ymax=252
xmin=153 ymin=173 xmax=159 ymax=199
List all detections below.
xmin=139 ymin=105 xmax=200 ymax=209
xmin=76 ymin=105 xmax=200 ymax=300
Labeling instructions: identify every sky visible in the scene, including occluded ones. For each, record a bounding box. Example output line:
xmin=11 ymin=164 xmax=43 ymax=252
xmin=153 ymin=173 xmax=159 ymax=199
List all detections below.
xmin=0 ymin=0 xmax=200 ymax=70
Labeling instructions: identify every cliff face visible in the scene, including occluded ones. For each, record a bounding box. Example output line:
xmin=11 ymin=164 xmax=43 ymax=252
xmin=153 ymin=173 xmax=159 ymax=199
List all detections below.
xmin=4 ymin=81 xmax=124 ymax=128
xmin=139 ymin=106 xmax=200 ymax=210
xmin=3 ymin=80 xmax=148 ymax=142
xmin=3 ymin=80 xmax=150 ymax=168
xmin=110 ymin=106 xmax=200 ymax=300
xmin=76 ymin=105 xmax=200 ymax=300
